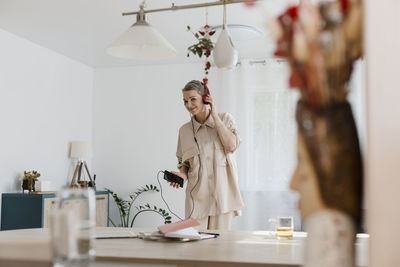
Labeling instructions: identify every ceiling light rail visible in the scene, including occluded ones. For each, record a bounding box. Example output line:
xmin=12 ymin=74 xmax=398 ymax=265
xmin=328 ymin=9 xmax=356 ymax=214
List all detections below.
xmin=235 ymin=58 xmax=286 ymax=66
xmin=122 ymin=0 xmax=260 ymax=16
xmin=106 ymin=0 xmax=261 ymax=60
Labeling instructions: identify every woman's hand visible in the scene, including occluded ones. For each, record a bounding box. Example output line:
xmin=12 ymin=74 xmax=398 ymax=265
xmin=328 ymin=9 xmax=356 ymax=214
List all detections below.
xmin=169 ymin=171 xmax=187 ymax=189
xmin=204 ymin=95 xmax=218 ymax=119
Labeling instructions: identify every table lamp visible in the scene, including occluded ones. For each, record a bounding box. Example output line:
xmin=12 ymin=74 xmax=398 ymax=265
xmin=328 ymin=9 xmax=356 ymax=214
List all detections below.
xmin=69 ymin=141 xmax=95 ymax=190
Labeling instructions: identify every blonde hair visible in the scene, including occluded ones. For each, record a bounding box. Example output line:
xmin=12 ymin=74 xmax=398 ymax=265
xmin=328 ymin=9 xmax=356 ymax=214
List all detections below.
xmin=182 ymin=80 xmax=206 ymax=96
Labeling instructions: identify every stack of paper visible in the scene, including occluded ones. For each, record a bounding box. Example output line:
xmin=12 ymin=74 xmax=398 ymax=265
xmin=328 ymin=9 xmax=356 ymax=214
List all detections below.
xmin=164 ymin=227 xmax=202 ymax=239
xmin=158 ymin=218 xmax=198 ymax=234
xmin=149 ymin=219 xmax=218 ymax=241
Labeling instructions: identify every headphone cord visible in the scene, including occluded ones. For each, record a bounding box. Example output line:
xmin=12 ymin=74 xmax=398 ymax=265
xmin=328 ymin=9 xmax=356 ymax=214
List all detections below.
xmin=187 ymin=115 xmax=203 ymax=219
xmin=157 ymin=115 xmax=203 ymax=222
xmin=157 ymin=170 xmax=184 ymax=221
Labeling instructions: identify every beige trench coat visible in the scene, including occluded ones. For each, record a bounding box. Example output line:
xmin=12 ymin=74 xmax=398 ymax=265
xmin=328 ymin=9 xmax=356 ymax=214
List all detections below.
xmin=176 ymin=112 xmax=244 ymax=219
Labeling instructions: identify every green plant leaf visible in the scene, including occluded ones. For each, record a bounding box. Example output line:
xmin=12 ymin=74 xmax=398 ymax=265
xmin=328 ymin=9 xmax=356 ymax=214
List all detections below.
xmin=196 ymin=47 xmax=203 ymax=57
xmin=108 ymin=217 xmax=117 ymax=227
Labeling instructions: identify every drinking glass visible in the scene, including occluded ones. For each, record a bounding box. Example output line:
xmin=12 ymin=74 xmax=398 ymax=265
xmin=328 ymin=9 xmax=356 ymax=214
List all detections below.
xmin=50 ymin=188 xmax=96 ymax=267
xmin=269 ymin=216 xmax=294 ymax=239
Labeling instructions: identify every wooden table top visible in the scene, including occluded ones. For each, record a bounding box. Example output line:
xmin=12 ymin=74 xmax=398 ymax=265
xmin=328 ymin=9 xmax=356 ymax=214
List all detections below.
xmin=0 ymin=227 xmax=369 ymax=267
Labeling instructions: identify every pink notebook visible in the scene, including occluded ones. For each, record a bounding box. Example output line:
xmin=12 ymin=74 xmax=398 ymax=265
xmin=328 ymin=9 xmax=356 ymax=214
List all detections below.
xmin=158 ymin=219 xmax=200 ymax=235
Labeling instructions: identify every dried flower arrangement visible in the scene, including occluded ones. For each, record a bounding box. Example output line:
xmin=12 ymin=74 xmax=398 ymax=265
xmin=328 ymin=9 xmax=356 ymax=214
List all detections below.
xmin=270 ymin=0 xmax=362 ymax=109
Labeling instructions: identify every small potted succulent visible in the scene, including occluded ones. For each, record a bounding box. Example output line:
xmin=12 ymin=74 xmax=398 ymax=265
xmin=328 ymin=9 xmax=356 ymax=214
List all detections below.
xmin=22 ymin=170 xmax=40 ymax=193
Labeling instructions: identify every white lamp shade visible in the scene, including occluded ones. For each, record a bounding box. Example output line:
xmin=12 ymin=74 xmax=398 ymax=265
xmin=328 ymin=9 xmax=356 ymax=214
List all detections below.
xmin=70 ymin=141 xmax=92 ymax=159
xmin=210 ymin=24 xmax=262 ymax=42
xmin=106 ymin=24 xmax=177 ymax=60
xmin=213 ymin=28 xmax=239 ymax=69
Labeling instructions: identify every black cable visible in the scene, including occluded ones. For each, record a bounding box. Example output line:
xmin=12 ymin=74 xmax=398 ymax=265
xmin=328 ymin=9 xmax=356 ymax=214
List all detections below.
xmin=157 ymin=170 xmax=184 ymax=221
xmin=158 ymin=114 xmax=203 ymax=222
xmin=187 ymin=115 xmax=202 ymax=219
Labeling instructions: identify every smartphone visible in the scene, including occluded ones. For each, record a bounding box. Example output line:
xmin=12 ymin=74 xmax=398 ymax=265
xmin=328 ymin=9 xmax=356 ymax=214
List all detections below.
xmin=163 ymin=170 xmax=184 ymax=188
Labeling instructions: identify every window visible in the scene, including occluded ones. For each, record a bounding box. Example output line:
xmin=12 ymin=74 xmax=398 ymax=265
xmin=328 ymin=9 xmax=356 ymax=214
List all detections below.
xmin=213 ymin=59 xmax=301 ymax=230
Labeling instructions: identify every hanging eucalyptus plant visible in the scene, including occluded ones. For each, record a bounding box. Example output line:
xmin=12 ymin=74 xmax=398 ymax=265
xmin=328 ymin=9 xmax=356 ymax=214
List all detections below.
xmin=186 ymin=25 xmax=216 ymax=85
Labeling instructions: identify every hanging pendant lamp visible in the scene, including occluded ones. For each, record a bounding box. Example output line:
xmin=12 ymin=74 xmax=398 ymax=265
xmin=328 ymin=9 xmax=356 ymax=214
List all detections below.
xmin=106 ymin=4 xmax=176 ymax=60
xmin=213 ymin=1 xmax=239 ymax=69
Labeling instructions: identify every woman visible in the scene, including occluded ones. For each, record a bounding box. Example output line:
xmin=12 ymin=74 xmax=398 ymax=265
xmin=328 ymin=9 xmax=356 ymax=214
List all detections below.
xmin=170 ymin=80 xmax=243 ymax=230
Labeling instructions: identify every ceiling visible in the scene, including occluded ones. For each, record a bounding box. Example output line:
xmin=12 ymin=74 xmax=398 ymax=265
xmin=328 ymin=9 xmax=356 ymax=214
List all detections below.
xmin=0 ymin=0 xmax=294 ymax=68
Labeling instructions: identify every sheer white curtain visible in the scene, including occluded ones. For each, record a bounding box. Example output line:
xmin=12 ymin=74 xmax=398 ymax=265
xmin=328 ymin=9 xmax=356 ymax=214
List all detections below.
xmin=209 ymin=59 xmax=302 ymax=230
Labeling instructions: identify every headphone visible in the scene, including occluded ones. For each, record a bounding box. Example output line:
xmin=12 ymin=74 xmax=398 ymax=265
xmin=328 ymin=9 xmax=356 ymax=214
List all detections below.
xmin=201 ymin=82 xmax=211 ymax=104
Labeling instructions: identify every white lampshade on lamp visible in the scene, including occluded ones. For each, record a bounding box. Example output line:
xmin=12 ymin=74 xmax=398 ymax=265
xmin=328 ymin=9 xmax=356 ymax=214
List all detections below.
xmin=212 ymin=1 xmax=238 ymax=70
xmin=213 ymin=26 xmax=239 ymax=70
xmin=69 ymin=141 xmax=96 ymax=189
xmin=70 ymin=141 xmax=92 ymax=159
xmin=106 ymin=6 xmax=176 ymax=60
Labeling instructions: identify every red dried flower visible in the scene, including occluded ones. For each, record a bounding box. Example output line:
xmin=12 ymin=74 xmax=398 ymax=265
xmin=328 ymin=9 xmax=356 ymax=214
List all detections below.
xmin=341 ymin=0 xmax=351 ymax=13
xmin=286 ymin=5 xmax=299 ymax=20
xmin=243 ymin=0 xmax=256 ymax=7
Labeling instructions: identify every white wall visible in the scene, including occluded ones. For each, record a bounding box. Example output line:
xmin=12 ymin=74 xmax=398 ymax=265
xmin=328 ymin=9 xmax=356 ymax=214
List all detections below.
xmin=365 ymin=0 xmax=400 ymax=266
xmin=0 ymin=29 xmax=93 ymax=224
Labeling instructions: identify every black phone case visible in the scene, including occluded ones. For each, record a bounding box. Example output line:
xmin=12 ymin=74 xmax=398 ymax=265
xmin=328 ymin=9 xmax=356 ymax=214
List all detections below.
xmin=163 ymin=170 xmax=184 ymax=187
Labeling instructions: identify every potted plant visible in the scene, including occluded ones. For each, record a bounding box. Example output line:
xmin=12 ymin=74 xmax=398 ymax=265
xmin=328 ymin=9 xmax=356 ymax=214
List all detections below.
xmin=22 ymin=170 xmax=40 ymax=193
xmin=106 ymin=184 xmax=172 ymax=227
